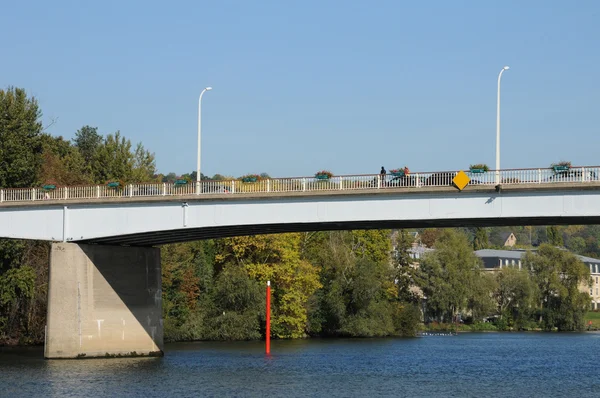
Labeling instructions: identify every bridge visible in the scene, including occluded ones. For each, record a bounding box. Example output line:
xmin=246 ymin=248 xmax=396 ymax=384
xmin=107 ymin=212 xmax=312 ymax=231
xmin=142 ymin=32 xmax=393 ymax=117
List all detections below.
xmin=2 ymin=165 xmax=600 ymax=359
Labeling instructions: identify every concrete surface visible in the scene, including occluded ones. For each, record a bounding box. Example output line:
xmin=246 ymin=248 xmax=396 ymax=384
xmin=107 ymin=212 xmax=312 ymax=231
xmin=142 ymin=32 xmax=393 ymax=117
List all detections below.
xmin=45 ymin=243 xmax=163 ymax=359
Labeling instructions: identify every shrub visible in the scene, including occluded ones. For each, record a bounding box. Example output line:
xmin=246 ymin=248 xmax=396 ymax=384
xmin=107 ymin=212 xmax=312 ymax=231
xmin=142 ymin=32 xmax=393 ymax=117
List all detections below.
xmin=239 ymin=174 xmax=262 ymax=183
xmin=551 ymin=160 xmax=571 ymax=168
xmin=315 ymin=170 xmax=333 ymax=179
xmin=469 ymin=164 xmax=489 ymax=171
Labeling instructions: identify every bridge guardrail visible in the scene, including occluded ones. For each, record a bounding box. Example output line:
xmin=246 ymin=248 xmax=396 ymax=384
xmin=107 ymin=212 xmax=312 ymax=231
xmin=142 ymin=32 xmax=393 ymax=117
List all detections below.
xmin=1 ymin=166 xmax=599 ymax=203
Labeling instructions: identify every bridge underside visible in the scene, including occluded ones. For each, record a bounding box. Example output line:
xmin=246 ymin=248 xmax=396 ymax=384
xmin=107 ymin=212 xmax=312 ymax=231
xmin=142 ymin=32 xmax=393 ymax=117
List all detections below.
xmin=80 ymin=216 xmax=600 ymax=246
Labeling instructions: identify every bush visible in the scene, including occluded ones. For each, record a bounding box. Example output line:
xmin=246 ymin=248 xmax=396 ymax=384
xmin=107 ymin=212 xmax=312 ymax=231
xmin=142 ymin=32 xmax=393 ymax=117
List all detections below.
xmin=314 ymin=170 xmax=333 ymax=179
xmin=394 ymin=303 xmax=421 ymax=336
xmin=470 ymin=322 xmax=498 ymax=332
xmin=469 ymin=164 xmax=490 ymax=171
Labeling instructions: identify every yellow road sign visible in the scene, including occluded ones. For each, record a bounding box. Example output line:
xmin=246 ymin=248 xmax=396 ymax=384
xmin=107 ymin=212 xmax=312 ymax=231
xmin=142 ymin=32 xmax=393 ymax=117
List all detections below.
xmin=453 ymin=171 xmax=470 ymax=191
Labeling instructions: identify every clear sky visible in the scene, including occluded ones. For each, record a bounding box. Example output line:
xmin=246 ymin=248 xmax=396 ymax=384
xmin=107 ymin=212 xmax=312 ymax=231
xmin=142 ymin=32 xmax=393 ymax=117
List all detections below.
xmin=1 ymin=0 xmax=599 ymax=178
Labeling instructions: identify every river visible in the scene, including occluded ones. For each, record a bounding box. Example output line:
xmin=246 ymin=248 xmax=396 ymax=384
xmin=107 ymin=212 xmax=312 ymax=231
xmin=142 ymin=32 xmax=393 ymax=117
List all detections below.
xmin=1 ymin=333 xmax=600 ymax=397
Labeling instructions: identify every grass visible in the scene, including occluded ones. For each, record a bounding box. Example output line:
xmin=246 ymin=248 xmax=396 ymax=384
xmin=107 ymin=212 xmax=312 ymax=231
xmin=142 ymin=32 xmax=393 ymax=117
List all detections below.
xmin=585 ymin=312 xmax=600 ymax=329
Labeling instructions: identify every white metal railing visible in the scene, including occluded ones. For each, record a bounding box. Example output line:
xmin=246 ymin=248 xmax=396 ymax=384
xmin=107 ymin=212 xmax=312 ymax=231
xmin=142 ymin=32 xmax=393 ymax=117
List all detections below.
xmin=1 ymin=166 xmax=599 ymax=204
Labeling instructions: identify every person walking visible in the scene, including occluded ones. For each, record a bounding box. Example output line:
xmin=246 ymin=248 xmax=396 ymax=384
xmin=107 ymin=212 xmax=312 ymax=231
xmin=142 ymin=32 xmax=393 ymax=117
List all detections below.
xmin=380 ymin=166 xmax=387 ymax=187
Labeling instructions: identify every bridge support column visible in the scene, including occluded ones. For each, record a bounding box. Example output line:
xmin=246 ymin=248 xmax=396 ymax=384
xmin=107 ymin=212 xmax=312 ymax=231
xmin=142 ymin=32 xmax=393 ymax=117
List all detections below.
xmin=45 ymin=243 xmax=163 ymax=359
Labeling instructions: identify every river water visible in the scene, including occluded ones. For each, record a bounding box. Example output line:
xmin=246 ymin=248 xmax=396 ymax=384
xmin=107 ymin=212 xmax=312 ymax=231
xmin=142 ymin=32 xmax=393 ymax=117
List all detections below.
xmin=1 ymin=333 xmax=600 ymax=397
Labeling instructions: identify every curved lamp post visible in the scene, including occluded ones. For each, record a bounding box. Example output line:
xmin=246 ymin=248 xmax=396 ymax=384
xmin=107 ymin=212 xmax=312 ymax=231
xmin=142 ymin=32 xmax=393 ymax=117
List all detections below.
xmin=197 ymin=87 xmax=212 ymax=194
xmin=496 ymin=66 xmax=509 ymax=185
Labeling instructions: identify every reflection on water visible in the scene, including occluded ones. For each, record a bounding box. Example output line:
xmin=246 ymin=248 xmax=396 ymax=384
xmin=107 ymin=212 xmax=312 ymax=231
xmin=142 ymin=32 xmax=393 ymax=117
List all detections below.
xmin=2 ymin=334 xmax=600 ymax=397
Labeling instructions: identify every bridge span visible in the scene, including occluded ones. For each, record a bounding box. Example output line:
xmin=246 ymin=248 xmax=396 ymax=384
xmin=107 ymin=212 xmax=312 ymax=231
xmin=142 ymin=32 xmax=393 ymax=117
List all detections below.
xmin=3 ymin=166 xmax=600 ymax=359
xmin=2 ymin=166 xmax=600 ymax=245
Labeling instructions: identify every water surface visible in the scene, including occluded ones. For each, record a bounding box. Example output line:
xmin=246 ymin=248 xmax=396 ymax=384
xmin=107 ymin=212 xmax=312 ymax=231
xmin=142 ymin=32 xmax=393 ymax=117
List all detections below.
xmin=2 ymin=333 xmax=600 ymax=397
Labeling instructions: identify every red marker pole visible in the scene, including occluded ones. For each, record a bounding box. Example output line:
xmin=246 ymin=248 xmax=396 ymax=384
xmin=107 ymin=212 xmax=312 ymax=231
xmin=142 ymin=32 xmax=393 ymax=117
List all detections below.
xmin=266 ymin=280 xmax=271 ymax=355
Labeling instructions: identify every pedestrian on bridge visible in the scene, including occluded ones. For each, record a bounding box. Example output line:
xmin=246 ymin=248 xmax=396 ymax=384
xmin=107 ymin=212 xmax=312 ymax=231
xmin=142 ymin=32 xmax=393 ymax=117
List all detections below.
xmin=380 ymin=166 xmax=387 ymax=187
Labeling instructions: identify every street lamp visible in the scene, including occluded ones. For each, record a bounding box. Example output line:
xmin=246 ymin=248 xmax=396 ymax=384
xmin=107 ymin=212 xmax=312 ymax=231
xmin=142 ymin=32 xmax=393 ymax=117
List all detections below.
xmin=197 ymin=87 xmax=212 ymax=194
xmin=496 ymin=66 xmax=509 ymax=185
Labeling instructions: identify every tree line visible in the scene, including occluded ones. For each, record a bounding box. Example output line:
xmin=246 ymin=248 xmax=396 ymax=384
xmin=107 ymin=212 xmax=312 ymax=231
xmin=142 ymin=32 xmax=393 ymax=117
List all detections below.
xmin=0 ymin=87 xmax=595 ymax=345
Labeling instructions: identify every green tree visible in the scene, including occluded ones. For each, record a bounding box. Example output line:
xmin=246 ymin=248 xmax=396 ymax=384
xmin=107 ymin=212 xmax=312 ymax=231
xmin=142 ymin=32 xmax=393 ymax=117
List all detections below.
xmin=473 ymin=227 xmax=489 ymax=250
xmin=73 ymin=125 xmax=102 ymax=165
xmin=0 ymin=87 xmax=43 ymax=188
xmin=493 ymin=267 xmax=537 ymax=329
xmin=130 ymin=143 xmax=156 ymax=182
xmin=393 ymin=230 xmax=419 ymax=303
xmin=524 ymin=244 xmax=590 ymax=331
xmin=415 ymin=229 xmax=485 ymax=323
xmin=566 ymin=236 xmax=586 ymax=254
xmin=546 ymin=226 xmax=564 ymax=247
xmin=93 ymin=131 xmax=134 ymax=183
xmin=204 ymin=263 xmax=263 ymax=340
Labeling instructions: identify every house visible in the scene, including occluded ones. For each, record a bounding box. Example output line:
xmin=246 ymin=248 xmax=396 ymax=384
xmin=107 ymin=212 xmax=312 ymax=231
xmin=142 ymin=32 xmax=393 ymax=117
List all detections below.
xmin=498 ymin=232 xmax=517 ymax=247
xmin=475 ymin=249 xmax=600 ymax=309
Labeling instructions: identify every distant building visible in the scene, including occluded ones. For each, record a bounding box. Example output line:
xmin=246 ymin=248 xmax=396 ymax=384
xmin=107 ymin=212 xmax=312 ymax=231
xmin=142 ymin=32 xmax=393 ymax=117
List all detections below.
xmin=475 ymin=249 xmax=600 ymax=309
xmin=498 ymin=232 xmax=517 ymax=247
xmin=408 ymin=242 xmax=434 ymax=261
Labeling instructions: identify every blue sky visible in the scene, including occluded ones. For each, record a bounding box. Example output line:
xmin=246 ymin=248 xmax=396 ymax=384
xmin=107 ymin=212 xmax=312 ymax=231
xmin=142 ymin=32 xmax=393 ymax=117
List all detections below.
xmin=1 ymin=0 xmax=599 ymax=178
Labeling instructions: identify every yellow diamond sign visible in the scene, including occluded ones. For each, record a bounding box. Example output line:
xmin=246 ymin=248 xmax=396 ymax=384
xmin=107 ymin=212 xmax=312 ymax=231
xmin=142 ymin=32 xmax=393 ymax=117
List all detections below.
xmin=453 ymin=171 xmax=470 ymax=191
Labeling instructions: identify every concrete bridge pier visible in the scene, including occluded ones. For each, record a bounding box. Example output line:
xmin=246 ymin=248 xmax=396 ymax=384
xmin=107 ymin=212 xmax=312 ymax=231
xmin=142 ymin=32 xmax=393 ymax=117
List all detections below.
xmin=44 ymin=243 xmax=163 ymax=359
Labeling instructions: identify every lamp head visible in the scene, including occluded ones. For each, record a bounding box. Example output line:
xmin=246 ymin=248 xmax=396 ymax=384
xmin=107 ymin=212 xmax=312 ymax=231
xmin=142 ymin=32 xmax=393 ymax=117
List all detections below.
xmin=503 ymin=66 xmax=510 ymax=70
xmin=205 ymin=87 xmax=213 ymax=91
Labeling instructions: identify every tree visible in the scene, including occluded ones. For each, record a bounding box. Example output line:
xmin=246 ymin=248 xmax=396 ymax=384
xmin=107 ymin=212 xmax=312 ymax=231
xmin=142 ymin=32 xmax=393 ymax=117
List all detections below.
xmin=39 ymin=135 xmax=90 ymax=186
xmin=93 ymin=131 xmax=134 ymax=183
xmin=566 ymin=236 xmax=586 ymax=254
xmin=73 ymin=126 xmax=102 ymax=166
xmin=524 ymin=244 xmax=590 ymax=331
xmin=473 ymin=227 xmax=489 ymax=250
xmin=204 ymin=263 xmax=263 ymax=340
xmin=546 ymin=226 xmax=564 ymax=247
xmin=393 ymin=230 xmax=419 ymax=303
xmin=0 ymin=87 xmax=43 ymax=188
xmin=415 ymin=229 xmax=485 ymax=323
xmin=130 ymin=143 xmax=156 ymax=182
xmin=420 ymin=228 xmax=441 ymax=247
xmin=216 ymin=233 xmax=321 ymax=338
xmin=493 ymin=267 xmax=537 ymax=328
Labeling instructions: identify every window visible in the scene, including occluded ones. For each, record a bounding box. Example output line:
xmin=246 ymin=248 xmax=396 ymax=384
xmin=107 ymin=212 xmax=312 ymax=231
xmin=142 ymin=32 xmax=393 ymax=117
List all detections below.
xmin=505 ymin=259 xmax=509 ymax=266
xmin=596 ymin=264 xmax=599 ymax=274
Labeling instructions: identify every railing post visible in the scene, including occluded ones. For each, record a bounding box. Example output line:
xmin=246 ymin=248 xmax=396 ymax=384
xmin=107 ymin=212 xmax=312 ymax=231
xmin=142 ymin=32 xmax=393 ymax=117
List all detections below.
xmin=231 ymin=180 xmax=235 ymax=194
xmin=582 ymin=167 xmax=586 ymax=182
xmin=302 ymin=178 xmax=306 ymax=192
xmin=129 ymin=184 xmax=133 ymax=198
xmin=267 ymin=179 xmax=271 ymax=193
xmin=339 ymin=176 xmax=343 ymax=190
xmin=96 ymin=185 xmax=100 ymax=198
xmin=32 ymin=188 xmax=36 ymax=201
xmin=377 ymin=175 xmax=381 ymax=189
xmin=0 ymin=189 xmax=3 ymax=203
xmin=64 ymin=187 xmax=68 ymax=200
xmin=538 ymin=169 xmax=542 ymax=184
xmin=415 ymin=173 xmax=421 ymax=188
xmin=162 ymin=183 xmax=166 ymax=196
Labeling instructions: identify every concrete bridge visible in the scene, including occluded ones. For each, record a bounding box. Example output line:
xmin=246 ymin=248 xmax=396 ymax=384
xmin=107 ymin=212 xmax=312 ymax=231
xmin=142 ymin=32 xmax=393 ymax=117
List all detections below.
xmin=2 ymin=166 xmax=599 ymax=359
